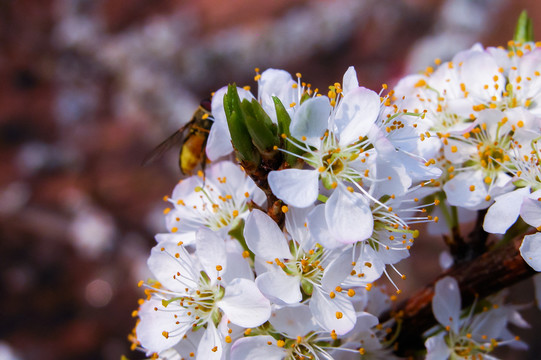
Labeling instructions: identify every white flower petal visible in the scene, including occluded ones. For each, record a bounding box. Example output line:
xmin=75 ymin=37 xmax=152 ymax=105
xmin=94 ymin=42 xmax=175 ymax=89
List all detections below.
xmin=222 ymin=249 xmax=254 ymax=283
xmin=335 ymin=87 xmax=381 ymax=146
xmin=443 ymin=170 xmax=490 ymax=210
xmin=230 ymin=336 xmax=286 ymax=360
xmin=270 ymin=304 xmax=320 ymax=337
xmin=259 ymin=69 xmax=296 ymax=123
xmin=307 ymin=204 xmax=342 ymax=249
xmin=432 ymin=276 xmax=461 ymax=334
xmin=208 ymin=86 xmax=254 ymax=161
xmin=425 ymin=333 xmax=451 ymax=360
xmin=148 ymin=241 xmax=197 ymax=292
xmin=310 ymin=287 xmax=356 ymax=335
xmin=196 ymin=228 xmax=227 ymax=282
xmin=218 ymin=278 xmax=271 ymax=327
xmin=321 ymin=246 xmax=354 ymax=290
xmin=483 ymin=187 xmax=531 ymax=234
xmin=244 ymin=209 xmax=291 ymax=260
xmin=460 ymin=51 xmax=503 ymax=103
xmin=325 ymin=187 xmax=373 ymax=243
xmin=520 ymin=233 xmax=541 ymax=272
xmin=520 ymin=197 xmax=541 ymax=228
xmin=206 ymin=119 xmax=233 ymax=161
xmin=290 ymin=96 xmax=331 ymax=142
xmin=255 ymin=270 xmax=302 ymax=305
xmin=196 ymin=322 xmax=222 ymax=360
xmin=342 ymin=66 xmax=359 ymax=95
xmin=137 ymin=299 xmax=189 ymax=354
xmin=155 ymin=232 xmax=196 ymax=246
xmin=268 ymin=169 xmax=319 ymax=208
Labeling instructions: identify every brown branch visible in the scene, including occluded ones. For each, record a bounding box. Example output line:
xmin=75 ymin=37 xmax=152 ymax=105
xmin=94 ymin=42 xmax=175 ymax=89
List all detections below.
xmin=386 ymin=236 xmax=537 ymax=356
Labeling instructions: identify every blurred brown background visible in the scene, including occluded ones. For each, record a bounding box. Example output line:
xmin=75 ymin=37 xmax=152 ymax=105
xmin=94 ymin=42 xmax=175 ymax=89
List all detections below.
xmin=1 ymin=0 xmax=541 ymax=359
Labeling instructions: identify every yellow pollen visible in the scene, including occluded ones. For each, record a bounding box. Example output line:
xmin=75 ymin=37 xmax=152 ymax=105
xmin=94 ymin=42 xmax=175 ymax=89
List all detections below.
xmin=162 ymin=331 xmax=169 ymax=339
xmin=336 ymin=312 xmax=343 ymax=319
xmin=329 ymin=292 xmax=336 ymax=299
xmin=225 ymin=336 xmax=232 ymax=343
xmin=281 ymin=205 xmax=289 ymax=213
xmin=232 ymin=210 xmax=239 ymax=217
xmin=171 ymin=227 xmax=178 ymax=233
xmin=277 ymin=340 xmax=285 ymax=348
xmin=469 ymin=185 xmax=476 ymax=192
xmin=163 ymin=207 xmax=171 ymax=215
xmin=216 ymin=265 xmax=223 ymax=271
xmin=347 ymin=289 xmax=355 ymax=297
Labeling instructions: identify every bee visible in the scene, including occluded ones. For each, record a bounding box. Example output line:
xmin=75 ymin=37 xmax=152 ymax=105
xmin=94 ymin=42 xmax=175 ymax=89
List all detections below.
xmin=142 ymin=99 xmax=213 ymax=175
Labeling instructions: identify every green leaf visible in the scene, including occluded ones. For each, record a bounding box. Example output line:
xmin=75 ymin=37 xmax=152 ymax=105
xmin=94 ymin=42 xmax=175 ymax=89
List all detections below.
xmin=513 ymin=10 xmax=534 ymax=43
xmin=224 ymin=85 xmax=260 ymax=164
xmin=273 ymin=96 xmax=303 ymax=167
xmin=242 ymin=99 xmax=278 ymax=154
xmin=251 ymin=99 xmax=276 ymax=135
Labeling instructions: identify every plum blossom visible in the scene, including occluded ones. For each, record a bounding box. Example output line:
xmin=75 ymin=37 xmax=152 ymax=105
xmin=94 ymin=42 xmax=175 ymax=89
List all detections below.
xmin=425 ymin=277 xmax=525 ymax=360
xmin=158 ymin=161 xmax=265 ymax=246
xmin=244 ymin=208 xmax=358 ymax=335
xmin=135 ymin=228 xmax=270 ymax=357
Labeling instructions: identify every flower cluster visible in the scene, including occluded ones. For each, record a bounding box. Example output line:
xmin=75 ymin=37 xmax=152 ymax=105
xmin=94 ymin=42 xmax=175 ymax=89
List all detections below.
xmin=131 ymin=17 xmax=541 ymax=359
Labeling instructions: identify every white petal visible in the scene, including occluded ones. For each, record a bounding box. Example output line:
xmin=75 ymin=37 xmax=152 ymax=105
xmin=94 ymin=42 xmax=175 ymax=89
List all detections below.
xmin=520 ymin=233 xmax=541 ymax=271
xmin=222 ymin=249 xmax=254 ymax=283
xmin=268 ymin=169 xmax=319 ymax=208
xmin=520 ymin=197 xmax=541 ymax=228
xmin=483 ymin=187 xmax=531 ymax=234
xmin=208 ymin=86 xmax=254 ymax=161
xmin=155 ymin=232 xmax=197 ymax=246
xmin=335 ymin=87 xmax=381 ymax=146
xmin=443 ymin=170 xmax=490 ymax=210
xmin=460 ymin=51 xmax=503 ymax=103
xmin=259 ymin=69 xmax=296 ymax=123
xmin=136 ymin=299 xmax=189 ymax=354
xmin=325 ymin=187 xmax=373 ymax=243
xmin=196 ymin=228 xmax=227 ymax=282
xmin=206 ymin=119 xmax=233 ymax=161
xmin=425 ymin=333 xmax=451 ymax=360
xmin=244 ymin=209 xmax=291 ymax=260
xmin=432 ymin=276 xmax=461 ymax=334
xmin=270 ymin=304 xmax=319 ymax=337
xmin=342 ymin=66 xmax=359 ymax=95
xmin=230 ymin=336 xmax=286 ymax=360
xmin=148 ymin=241 xmax=197 ymax=292
xmin=307 ymin=204 xmax=342 ymax=249
xmin=321 ymin=246 xmax=354 ymax=290
xmin=310 ymin=287 xmax=356 ymax=335
xmin=196 ymin=322 xmax=222 ymax=360
xmin=285 ymin=205 xmax=313 ymax=249
xmin=218 ymin=278 xmax=271 ymax=327
xmin=255 ymin=270 xmax=302 ymax=305
xmin=290 ymin=96 xmax=331 ymax=141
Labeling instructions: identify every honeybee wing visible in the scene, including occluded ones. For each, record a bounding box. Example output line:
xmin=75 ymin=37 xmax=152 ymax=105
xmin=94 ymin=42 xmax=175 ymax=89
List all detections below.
xmin=141 ymin=125 xmax=189 ymax=167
